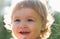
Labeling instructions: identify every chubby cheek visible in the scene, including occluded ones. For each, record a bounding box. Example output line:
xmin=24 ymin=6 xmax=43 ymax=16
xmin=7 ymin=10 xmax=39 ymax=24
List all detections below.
xmin=12 ymin=23 xmax=18 ymax=32
xmin=12 ymin=25 xmax=18 ymax=37
xmin=12 ymin=24 xmax=21 ymax=39
xmin=28 ymin=22 xmax=41 ymax=32
xmin=28 ymin=23 xmax=41 ymax=37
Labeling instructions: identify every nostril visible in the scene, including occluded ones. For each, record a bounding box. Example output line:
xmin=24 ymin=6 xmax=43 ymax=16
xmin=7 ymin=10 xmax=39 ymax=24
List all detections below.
xmin=18 ymin=25 xmax=28 ymax=29
xmin=22 ymin=26 xmax=28 ymax=28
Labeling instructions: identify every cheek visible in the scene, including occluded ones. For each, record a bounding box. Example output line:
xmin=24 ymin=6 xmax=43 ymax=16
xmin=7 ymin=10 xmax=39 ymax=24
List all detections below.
xmin=12 ymin=26 xmax=18 ymax=34
xmin=12 ymin=24 xmax=19 ymax=37
xmin=12 ymin=22 xmax=19 ymax=29
xmin=29 ymin=24 xmax=41 ymax=38
xmin=12 ymin=23 xmax=19 ymax=33
xmin=29 ymin=22 xmax=41 ymax=33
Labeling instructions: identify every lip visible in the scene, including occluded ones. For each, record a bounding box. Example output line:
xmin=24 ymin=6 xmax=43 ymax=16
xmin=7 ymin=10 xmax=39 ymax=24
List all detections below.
xmin=19 ymin=31 xmax=31 ymax=35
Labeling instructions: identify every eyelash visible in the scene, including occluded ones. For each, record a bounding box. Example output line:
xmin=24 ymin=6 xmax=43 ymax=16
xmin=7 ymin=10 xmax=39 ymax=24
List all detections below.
xmin=27 ymin=19 xmax=34 ymax=22
xmin=14 ymin=19 xmax=34 ymax=22
xmin=14 ymin=19 xmax=20 ymax=22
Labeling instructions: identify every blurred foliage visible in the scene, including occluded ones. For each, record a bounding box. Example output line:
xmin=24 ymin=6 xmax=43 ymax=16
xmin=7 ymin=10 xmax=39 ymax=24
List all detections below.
xmin=0 ymin=14 xmax=12 ymax=39
xmin=48 ymin=11 xmax=60 ymax=39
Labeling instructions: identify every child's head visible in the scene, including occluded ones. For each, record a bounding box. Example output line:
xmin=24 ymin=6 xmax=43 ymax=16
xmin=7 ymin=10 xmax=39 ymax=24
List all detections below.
xmin=4 ymin=0 xmax=54 ymax=39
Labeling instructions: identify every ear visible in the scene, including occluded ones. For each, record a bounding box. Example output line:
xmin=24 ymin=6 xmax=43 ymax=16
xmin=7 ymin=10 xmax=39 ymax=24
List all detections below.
xmin=41 ymin=22 xmax=46 ymax=31
xmin=40 ymin=22 xmax=46 ymax=37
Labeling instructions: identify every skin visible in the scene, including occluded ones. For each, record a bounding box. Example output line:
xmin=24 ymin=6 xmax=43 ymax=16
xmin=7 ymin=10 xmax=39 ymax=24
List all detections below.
xmin=11 ymin=8 xmax=43 ymax=39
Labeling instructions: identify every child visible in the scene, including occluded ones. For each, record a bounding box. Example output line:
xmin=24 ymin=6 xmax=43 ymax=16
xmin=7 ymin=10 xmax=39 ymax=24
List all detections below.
xmin=4 ymin=0 xmax=54 ymax=39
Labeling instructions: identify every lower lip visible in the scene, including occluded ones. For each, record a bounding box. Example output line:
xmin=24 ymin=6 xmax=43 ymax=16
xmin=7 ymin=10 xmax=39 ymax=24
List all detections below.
xmin=19 ymin=32 xmax=31 ymax=35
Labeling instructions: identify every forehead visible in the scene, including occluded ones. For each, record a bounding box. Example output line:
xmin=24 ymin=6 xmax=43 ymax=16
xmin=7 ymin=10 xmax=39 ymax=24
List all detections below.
xmin=12 ymin=8 xmax=41 ymax=18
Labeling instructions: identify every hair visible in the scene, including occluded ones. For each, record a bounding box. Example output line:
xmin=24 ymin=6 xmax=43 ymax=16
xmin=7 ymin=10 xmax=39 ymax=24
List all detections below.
xmin=4 ymin=0 xmax=54 ymax=39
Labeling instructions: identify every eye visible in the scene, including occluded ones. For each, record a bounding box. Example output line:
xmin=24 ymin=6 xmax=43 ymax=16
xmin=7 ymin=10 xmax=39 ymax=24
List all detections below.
xmin=27 ymin=19 xmax=34 ymax=22
xmin=14 ymin=19 xmax=21 ymax=22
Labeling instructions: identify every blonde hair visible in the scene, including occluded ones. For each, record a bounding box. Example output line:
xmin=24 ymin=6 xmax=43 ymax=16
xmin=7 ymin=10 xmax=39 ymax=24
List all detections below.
xmin=4 ymin=0 xmax=54 ymax=39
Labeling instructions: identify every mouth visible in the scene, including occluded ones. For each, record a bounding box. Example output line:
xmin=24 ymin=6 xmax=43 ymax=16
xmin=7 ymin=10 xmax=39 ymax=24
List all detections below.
xmin=19 ymin=31 xmax=31 ymax=35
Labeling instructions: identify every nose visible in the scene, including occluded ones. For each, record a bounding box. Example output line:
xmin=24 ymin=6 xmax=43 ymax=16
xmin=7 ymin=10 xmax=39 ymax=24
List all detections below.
xmin=18 ymin=21 xmax=28 ymax=29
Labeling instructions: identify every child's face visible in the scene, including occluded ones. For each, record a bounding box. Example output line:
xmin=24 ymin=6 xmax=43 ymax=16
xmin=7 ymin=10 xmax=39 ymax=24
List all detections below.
xmin=12 ymin=8 xmax=42 ymax=39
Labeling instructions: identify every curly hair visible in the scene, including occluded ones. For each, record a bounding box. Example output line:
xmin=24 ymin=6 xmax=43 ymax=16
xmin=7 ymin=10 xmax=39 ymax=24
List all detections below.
xmin=4 ymin=0 xmax=54 ymax=39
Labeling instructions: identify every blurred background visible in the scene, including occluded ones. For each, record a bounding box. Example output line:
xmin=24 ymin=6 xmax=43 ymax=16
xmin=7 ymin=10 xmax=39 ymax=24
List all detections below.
xmin=0 ymin=0 xmax=60 ymax=39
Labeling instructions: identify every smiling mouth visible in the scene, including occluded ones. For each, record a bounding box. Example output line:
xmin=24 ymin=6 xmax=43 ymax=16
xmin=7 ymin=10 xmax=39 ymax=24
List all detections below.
xmin=19 ymin=31 xmax=31 ymax=35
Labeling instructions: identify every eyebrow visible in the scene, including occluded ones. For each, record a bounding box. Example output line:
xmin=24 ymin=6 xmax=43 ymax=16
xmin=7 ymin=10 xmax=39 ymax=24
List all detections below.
xmin=13 ymin=15 xmax=37 ymax=19
xmin=12 ymin=16 xmax=21 ymax=20
xmin=26 ymin=16 xmax=38 ymax=20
